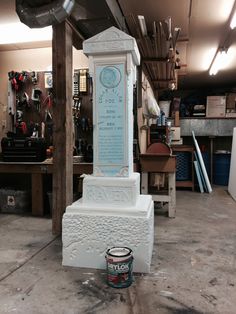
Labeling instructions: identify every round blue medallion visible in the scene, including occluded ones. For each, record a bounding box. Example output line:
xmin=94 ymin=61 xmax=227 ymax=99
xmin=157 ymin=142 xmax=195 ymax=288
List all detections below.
xmin=100 ymin=66 xmax=121 ymax=88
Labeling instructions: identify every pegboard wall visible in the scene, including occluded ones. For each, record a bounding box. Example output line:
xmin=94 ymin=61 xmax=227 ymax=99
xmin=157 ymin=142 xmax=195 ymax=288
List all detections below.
xmin=7 ymin=69 xmax=93 ymax=154
xmin=8 ymin=70 xmax=53 ymax=145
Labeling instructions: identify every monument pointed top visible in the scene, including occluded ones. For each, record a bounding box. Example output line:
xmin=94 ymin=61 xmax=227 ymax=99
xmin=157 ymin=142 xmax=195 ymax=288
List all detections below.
xmin=83 ymin=26 xmax=140 ymax=65
xmin=84 ymin=26 xmax=133 ymax=42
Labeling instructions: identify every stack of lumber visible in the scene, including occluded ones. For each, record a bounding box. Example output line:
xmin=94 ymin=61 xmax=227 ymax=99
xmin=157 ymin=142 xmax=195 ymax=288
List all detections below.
xmin=126 ymin=15 xmax=180 ymax=91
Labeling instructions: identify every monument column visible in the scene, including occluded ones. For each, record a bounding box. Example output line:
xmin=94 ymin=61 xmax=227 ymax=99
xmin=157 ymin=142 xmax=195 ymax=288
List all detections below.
xmin=62 ymin=27 xmax=154 ymax=273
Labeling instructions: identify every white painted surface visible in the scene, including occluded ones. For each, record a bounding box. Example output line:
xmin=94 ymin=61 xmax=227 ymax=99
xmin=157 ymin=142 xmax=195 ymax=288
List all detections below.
xmin=83 ymin=26 xmax=140 ymax=65
xmin=228 ymin=128 xmax=236 ymax=201
xmin=62 ymin=27 xmax=154 ymax=273
xmin=83 ymin=27 xmax=140 ymax=177
xmin=92 ymin=58 xmax=132 ymax=177
xmin=82 ymin=173 xmax=140 ymax=207
xmin=67 ymin=194 xmax=151 ymax=216
xmin=62 ymin=195 xmax=154 ymax=273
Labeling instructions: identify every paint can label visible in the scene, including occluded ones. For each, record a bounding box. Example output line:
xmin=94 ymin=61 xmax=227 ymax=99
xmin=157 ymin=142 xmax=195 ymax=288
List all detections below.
xmin=106 ymin=247 xmax=133 ymax=288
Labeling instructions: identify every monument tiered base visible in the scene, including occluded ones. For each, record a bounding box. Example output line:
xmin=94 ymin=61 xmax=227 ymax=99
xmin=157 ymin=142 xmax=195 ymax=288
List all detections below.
xmin=62 ymin=175 xmax=154 ymax=273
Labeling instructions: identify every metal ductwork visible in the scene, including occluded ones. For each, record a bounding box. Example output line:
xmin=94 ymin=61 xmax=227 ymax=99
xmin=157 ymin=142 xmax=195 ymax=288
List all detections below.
xmin=16 ymin=0 xmax=75 ymax=28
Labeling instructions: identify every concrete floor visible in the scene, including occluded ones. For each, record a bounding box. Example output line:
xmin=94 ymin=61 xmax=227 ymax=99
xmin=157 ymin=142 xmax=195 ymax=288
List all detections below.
xmin=0 ymin=187 xmax=235 ymax=314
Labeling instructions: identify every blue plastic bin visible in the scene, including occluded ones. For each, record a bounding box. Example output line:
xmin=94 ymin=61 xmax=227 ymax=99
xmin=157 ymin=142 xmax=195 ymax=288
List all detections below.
xmin=213 ymin=153 xmax=231 ymax=186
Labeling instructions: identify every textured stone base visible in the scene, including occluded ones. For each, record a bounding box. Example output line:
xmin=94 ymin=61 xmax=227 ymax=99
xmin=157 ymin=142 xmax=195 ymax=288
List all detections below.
xmin=62 ymin=195 xmax=154 ymax=273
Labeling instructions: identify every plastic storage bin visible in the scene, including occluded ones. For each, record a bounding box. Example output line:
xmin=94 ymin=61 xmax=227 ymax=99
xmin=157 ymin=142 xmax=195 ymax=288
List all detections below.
xmin=176 ymin=152 xmax=191 ymax=181
xmin=213 ymin=152 xmax=231 ymax=185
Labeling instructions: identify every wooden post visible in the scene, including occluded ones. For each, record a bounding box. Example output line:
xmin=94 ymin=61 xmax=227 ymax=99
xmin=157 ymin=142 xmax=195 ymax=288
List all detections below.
xmin=52 ymin=21 xmax=73 ymax=235
xmin=31 ymin=173 xmax=43 ymax=216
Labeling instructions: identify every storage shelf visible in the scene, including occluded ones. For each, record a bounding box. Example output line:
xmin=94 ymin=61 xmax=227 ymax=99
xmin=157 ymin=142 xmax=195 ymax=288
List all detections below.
xmin=174 ymin=119 xmax=236 ymax=136
xmin=171 ymin=117 xmax=236 ymax=120
xmin=176 ymin=180 xmax=193 ymax=188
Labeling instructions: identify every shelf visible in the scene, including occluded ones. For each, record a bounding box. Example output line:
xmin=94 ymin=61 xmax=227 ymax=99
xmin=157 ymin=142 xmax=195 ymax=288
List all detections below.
xmin=175 ymin=119 xmax=236 ymax=136
xmin=126 ymin=15 xmax=179 ymax=91
xmin=176 ymin=181 xmax=193 ymax=188
xmin=170 ymin=117 xmax=236 ymax=120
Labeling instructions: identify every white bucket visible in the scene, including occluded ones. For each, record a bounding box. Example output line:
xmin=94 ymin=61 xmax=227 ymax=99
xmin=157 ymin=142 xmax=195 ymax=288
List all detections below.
xmin=159 ymin=100 xmax=171 ymax=117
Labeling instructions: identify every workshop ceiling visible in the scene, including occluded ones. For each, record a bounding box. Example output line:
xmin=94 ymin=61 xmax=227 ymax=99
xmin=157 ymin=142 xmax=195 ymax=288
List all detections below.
xmin=1 ymin=0 xmax=236 ymax=91
xmin=117 ymin=0 xmax=236 ymax=90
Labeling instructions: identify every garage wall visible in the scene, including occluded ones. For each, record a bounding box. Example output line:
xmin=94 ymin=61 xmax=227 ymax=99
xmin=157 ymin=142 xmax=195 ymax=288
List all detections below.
xmin=0 ymin=47 xmax=88 ymax=141
xmin=138 ymin=72 xmax=159 ymax=153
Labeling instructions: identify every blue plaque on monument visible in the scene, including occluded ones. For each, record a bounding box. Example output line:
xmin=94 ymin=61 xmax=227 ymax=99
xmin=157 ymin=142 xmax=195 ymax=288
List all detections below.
xmin=94 ymin=63 xmax=127 ymax=176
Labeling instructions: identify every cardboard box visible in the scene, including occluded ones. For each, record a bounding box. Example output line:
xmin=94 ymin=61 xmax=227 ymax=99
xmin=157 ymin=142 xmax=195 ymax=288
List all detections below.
xmin=226 ymin=93 xmax=236 ymax=109
xmin=226 ymin=112 xmax=236 ymax=117
xmin=171 ymin=127 xmax=181 ymax=141
xmin=206 ymin=96 xmax=226 ymax=117
xmin=171 ymin=138 xmax=183 ymax=145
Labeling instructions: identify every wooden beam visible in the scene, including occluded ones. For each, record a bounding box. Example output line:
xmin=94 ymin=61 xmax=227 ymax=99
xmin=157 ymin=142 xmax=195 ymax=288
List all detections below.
xmin=136 ymin=66 xmax=142 ymax=108
xmin=72 ymin=32 xmax=83 ymax=50
xmin=140 ymin=60 xmax=156 ymax=93
xmin=143 ymin=58 xmax=170 ymax=63
xmin=152 ymin=79 xmax=176 ymax=83
xmin=52 ymin=21 xmax=73 ymax=235
xmin=67 ymin=17 xmax=84 ymax=50
xmin=105 ymin=0 xmax=127 ymax=31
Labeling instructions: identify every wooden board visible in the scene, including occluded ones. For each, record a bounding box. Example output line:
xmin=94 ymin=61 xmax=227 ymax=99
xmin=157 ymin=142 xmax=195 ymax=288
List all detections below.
xmin=140 ymin=154 xmax=176 ymax=172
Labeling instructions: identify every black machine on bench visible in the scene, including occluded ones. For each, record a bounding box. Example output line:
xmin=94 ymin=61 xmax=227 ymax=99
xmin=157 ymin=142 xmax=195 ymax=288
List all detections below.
xmin=1 ymin=137 xmax=47 ymax=162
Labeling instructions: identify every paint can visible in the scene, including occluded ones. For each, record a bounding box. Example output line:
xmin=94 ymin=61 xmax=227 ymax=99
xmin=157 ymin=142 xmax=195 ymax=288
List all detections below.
xmin=106 ymin=247 xmax=133 ymax=288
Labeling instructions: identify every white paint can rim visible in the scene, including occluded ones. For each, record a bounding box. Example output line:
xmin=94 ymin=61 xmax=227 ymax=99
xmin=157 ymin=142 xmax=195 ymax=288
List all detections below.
xmin=106 ymin=247 xmax=132 ymax=258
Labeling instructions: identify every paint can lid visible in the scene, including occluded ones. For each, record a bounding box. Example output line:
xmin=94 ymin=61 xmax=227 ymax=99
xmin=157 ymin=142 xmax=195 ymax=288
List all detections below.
xmin=106 ymin=247 xmax=132 ymax=258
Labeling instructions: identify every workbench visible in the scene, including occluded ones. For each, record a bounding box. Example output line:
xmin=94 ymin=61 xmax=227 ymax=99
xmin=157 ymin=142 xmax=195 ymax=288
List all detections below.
xmin=139 ymin=154 xmax=176 ymax=218
xmin=0 ymin=161 xmax=93 ymax=216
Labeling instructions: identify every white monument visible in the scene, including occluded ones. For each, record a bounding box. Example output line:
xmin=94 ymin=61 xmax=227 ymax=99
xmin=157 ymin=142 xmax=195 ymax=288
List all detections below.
xmin=62 ymin=27 xmax=154 ymax=273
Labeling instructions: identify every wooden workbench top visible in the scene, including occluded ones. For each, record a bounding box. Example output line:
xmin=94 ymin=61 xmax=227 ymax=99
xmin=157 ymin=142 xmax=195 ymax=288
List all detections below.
xmin=0 ymin=161 xmax=93 ymax=174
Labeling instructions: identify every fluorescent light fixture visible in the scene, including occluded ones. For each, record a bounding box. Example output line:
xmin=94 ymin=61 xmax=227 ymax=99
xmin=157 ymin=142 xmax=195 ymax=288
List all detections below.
xmin=0 ymin=23 xmax=52 ymax=45
xmin=230 ymin=11 xmax=236 ymax=29
xmin=202 ymin=48 xmax=217 ymax=70
xmin=138 ymin=15 xmax=147 ymax=36
xmin=209 ymin=49 xmax=228 ymax=75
